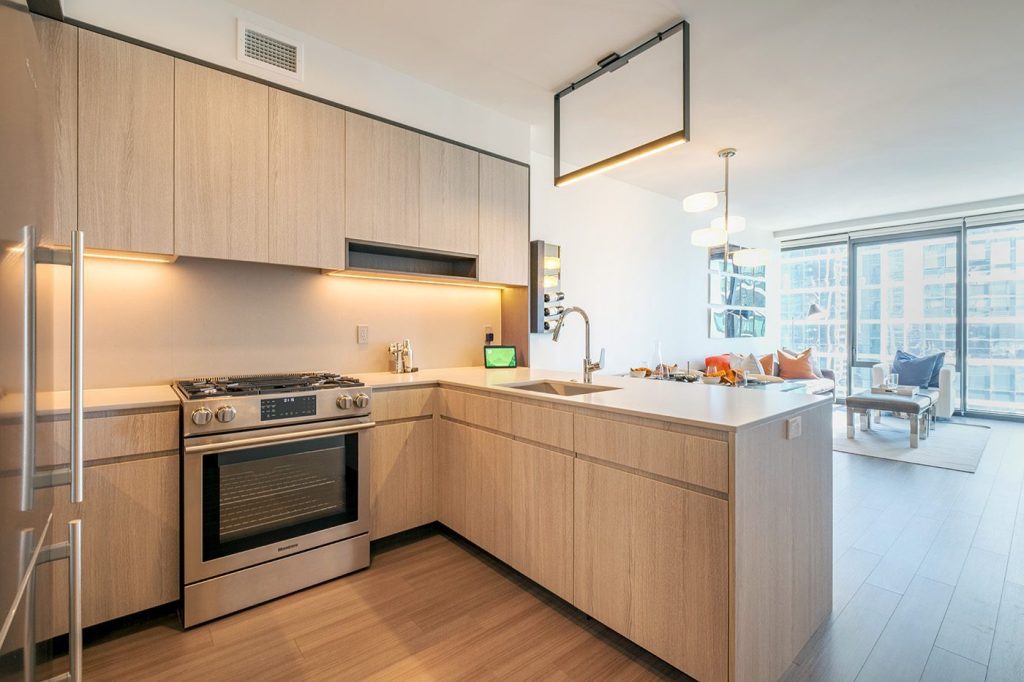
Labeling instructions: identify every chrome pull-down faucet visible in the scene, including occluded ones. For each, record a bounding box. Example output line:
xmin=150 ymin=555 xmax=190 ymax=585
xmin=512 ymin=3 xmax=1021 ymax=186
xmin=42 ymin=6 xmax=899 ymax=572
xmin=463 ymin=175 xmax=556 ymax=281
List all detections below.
xmin=551 ymin=306 xmax=604 ymax=383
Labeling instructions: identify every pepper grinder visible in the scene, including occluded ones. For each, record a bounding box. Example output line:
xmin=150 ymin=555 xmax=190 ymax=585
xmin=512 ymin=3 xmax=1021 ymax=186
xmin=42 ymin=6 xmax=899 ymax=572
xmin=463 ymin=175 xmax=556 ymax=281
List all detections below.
xmin=400 ymin=339 xmax=418 ymax=373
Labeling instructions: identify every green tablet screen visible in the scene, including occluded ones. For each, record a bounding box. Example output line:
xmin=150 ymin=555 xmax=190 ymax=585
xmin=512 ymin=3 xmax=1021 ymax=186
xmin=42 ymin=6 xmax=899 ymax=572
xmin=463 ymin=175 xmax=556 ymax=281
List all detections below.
xmin=484 ymin=346 xmax=517 ymax=368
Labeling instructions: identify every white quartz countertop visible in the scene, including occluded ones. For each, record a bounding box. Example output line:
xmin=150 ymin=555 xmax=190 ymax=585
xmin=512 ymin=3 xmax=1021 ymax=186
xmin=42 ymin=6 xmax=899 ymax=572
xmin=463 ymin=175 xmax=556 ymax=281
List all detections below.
xmin=1 ymin=368 xmax=827 ymax=431
xmin=356 ymin=366 xmax=828 ymax=432
xmin=0 ymin=384 xmax=179 ymax=418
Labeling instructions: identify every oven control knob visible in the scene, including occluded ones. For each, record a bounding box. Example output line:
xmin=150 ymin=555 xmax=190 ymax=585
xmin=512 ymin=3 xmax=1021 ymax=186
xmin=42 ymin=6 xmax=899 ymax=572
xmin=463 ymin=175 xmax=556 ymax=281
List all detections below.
xmin=336 ymin=394 xmax=354 ymax=409
xmin=354 ymin=393 xmax=370 ymax=409
xmin=191 ymin=407 xmax=213 ymax=426
xmin=216 ymin=405 xmax=237 ymax=423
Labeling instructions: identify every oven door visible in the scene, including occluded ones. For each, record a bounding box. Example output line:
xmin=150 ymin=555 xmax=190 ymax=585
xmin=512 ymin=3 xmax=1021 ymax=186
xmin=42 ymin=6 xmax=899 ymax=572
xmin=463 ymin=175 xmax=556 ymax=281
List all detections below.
xmin=183 ymin=418 xmax=372 ymax=584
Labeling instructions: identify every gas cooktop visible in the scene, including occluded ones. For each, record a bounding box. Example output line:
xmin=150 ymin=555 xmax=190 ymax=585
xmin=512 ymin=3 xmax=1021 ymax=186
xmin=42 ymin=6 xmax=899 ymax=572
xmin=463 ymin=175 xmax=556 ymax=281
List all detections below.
xmin=174 ymin=372 xmax=364 ymax=400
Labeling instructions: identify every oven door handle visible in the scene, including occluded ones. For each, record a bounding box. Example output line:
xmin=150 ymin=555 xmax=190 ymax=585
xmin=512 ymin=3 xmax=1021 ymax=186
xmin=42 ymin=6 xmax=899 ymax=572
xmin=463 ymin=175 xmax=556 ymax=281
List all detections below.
xmin=185 ymin=421 xmax=376 ymax=456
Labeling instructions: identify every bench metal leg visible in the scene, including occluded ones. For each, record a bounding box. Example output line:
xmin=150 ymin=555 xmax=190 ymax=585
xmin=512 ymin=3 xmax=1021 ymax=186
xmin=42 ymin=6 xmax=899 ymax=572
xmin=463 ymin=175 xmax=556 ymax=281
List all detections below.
xmin=874 ymin=410 xmax=882 ymax=424
xmin=860 ymin=411 xmax=871 ymax=431
xmin=910 ymin=415 xmax=919 ymax=448
xmin=847 ymin=408 xmax=855 ymax=439
xmin=920 ymin=413 xmax=929 ymax=440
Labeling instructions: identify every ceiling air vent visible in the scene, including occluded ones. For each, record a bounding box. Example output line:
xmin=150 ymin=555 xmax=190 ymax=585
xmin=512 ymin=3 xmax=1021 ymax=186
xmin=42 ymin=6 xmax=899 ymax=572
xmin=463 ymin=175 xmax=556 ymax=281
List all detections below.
xmin=237 ymin=20 xmax=303 ymax=80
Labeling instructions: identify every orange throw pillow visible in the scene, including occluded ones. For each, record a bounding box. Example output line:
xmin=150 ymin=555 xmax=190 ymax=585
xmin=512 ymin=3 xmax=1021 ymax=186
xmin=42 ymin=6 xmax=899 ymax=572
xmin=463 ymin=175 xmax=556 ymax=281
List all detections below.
xmin=759 ymin=354 xmax=774 ymax=375
xmin=705 ymin=354 xmax=730 ymax=374
xmin=776 ymin=348 xmax=818 ymax=380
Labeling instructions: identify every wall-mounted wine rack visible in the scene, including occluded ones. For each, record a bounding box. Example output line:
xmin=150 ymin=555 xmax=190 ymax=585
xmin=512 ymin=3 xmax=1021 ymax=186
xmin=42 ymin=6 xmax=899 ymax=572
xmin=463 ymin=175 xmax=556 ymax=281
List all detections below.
xmin=529 ymin=240 xmax=566 ymax=333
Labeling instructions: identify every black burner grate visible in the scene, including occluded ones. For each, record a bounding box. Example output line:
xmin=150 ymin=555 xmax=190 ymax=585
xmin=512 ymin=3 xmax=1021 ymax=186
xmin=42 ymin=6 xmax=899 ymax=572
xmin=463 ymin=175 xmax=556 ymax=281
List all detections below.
xmin=175 ymin=372 xmax=363 ymax=399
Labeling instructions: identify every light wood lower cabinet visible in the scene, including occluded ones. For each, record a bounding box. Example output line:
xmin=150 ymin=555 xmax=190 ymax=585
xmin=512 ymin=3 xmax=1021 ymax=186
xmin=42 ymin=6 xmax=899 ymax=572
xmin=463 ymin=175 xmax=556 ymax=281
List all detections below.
xmin=439 ymin=419 xmax=512 ymax=563
xmin=35 ymin=454 xmax=179 ymax=640
xmin=574 ymin=458 xmax=729 ymax=682
xmin=370 ymin=419 xmax=434 ymax=540
xmin=509 ymin=440 xmax=573 ymax=601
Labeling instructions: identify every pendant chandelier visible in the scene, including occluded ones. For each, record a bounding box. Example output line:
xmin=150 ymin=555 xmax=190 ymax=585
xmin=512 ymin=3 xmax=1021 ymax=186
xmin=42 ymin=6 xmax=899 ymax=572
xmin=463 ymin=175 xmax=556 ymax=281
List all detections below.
xmin=685 ymin=148 xmax=769 ymax=267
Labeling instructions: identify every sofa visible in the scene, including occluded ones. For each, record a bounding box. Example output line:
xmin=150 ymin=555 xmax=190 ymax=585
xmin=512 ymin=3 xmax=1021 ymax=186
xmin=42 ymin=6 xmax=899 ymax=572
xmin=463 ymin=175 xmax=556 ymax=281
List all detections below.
xmin=770 ymin=359 xmax=836 ymax=399
xmin=872 ymin=362 xmax=955 ymax=419
xmin=704 ymin=351 xmax=836 ymax=399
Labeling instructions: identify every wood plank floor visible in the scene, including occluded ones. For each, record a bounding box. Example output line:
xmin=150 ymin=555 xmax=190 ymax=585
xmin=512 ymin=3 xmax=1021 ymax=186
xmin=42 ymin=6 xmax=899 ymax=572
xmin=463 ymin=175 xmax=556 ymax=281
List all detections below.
xmin=784 ymin=413 xmax=1024 ymax=682
xmin=54 ymin=411 xmax=1024 ymax=681
xmin=63 ymin=528 xmax=689 ymax=681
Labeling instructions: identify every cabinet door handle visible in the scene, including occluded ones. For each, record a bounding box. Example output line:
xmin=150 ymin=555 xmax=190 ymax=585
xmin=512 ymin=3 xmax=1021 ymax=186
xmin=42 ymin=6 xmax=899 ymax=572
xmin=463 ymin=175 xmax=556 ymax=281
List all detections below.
xmin=20 ymin=225 xmax=37 ymax=512
xmin=70 ymin=231 xmax=84 ymax=504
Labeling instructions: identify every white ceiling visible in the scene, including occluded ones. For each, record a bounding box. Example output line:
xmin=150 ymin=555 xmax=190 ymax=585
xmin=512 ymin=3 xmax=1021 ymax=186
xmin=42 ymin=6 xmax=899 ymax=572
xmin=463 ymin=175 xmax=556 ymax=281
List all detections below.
xmin=230 ymin=0 xmax=1024 ymax=232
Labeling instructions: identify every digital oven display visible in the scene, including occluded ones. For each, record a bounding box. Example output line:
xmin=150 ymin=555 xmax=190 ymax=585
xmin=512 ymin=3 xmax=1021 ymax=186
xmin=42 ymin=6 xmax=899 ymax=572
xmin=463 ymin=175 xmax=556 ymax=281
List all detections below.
xmin=260 ymin=395 xmax=317 ymax=421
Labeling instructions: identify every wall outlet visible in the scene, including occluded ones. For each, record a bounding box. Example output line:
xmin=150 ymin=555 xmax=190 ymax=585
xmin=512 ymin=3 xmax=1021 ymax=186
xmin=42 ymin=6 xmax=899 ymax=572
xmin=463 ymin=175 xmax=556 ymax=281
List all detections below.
xmin=484 ymin=325 xmax=494 ymax=344
xmin=786 ymin=416 xmax=802 ymax=440
xmin=356 ymin=324 xmax=369 ymax=345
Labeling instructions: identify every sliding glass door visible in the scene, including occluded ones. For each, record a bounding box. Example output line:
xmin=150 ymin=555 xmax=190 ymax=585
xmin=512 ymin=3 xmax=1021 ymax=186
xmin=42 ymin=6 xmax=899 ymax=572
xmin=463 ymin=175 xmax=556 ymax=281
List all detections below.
xmin=965 ymin=222 xmax=1024 ymax=416
xmin=850 ymin=232 xmax=961 ymax=400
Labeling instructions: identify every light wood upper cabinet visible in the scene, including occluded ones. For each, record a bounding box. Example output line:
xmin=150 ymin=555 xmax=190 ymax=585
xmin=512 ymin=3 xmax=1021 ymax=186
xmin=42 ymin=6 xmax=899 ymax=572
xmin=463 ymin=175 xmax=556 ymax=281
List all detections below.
xmin=174 ymin=60 xmax=269 ymax=262
xmin=345 ymin=114 xmax=419 ymax=248
xmin=574 ymin=459 xmax=729 ymax=682
xmin=269 ymin=90 xmax=345 ymax=269
xmin=419 ymin=138 xmax=479 ymax=254
xmin=31 ymin=17 xmax=77 ymax=246
xmin=478 ymin=155 xmax=529 ymax=285
xmin=78 ymin=30 xmax=174 ymax=254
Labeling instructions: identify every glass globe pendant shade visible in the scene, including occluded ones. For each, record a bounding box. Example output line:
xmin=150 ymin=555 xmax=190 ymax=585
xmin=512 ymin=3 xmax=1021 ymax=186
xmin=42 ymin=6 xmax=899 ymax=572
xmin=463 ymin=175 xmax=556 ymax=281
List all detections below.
xmin=683 ymin=191 xmax=719 ymax=213
xmin=731 ymin=248 xmax=770 ymax=267
xmin=690 ymin=227 xmax=729 ymax=248
xmin=711 ymin=215 xmax=746 ymax=233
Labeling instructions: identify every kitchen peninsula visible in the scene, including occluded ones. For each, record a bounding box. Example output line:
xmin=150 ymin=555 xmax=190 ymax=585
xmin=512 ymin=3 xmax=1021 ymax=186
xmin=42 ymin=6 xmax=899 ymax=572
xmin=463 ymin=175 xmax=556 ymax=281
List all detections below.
xmin=361 ymin=367 xmax=833 ymax=682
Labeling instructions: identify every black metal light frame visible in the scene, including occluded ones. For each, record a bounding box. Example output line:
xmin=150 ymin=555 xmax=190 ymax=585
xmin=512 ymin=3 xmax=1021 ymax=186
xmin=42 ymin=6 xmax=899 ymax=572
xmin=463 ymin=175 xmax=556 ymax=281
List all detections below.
xmin=553 ymin=19 xmax=690 ymax=187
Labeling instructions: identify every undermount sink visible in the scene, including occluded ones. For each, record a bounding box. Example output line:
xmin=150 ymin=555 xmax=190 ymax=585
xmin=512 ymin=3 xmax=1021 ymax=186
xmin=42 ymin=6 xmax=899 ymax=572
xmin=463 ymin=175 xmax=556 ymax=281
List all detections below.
xmin=499 ymin=380 xmax=621 ymax=397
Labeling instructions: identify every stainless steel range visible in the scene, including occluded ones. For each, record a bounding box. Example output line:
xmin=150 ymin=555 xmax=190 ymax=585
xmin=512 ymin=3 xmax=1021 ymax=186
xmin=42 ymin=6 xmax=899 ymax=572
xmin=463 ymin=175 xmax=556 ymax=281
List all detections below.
xmin=174 ymin=372 xmax=373 ymax=627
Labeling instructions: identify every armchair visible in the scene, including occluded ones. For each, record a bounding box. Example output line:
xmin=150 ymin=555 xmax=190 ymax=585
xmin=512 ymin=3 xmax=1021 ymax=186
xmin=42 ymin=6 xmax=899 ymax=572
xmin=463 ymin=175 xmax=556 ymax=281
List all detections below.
xmin=872 ymin=362 xmax=955 ymax=419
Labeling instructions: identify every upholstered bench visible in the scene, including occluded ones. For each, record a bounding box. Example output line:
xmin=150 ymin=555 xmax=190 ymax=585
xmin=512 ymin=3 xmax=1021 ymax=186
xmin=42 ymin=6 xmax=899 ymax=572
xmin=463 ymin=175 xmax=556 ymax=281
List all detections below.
xmin=845 ymin=391 xmax=935 ymax=448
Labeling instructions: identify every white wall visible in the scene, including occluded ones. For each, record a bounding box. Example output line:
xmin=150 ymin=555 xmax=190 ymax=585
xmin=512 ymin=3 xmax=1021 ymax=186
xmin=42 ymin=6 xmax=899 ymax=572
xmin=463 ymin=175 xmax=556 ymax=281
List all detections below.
xmin=528 ymin=150 xmax=780 ymax=374
xmin=40 ymin=258 xmax=501 ymax=389
xmin=62 ymin=0 xmax=530 ymax=162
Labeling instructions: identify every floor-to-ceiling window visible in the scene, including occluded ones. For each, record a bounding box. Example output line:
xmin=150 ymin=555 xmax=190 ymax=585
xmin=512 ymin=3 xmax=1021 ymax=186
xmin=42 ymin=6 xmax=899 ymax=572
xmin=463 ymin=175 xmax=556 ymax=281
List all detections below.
xmin=850 ymin=233 xmax=960 ymax=396
xmin=779 ymin=213 xmax=1024 ymax=420
xmin=779 ymin=243 xmax=850 ymax=396
xmin=965 ymin=221 xmax=1024 ymax=415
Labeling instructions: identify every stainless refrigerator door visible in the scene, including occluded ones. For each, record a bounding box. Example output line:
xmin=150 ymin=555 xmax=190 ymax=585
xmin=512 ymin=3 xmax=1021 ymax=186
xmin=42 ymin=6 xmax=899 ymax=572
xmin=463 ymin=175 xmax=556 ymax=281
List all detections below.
xmin=1 ymin=0 xmax=59 ymax=677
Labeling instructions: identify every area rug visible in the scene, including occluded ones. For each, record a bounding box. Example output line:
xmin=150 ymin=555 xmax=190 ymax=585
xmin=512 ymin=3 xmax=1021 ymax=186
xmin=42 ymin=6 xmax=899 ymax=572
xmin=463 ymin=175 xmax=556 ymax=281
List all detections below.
xmin=832 ymin=412 xmax=990 ymax=473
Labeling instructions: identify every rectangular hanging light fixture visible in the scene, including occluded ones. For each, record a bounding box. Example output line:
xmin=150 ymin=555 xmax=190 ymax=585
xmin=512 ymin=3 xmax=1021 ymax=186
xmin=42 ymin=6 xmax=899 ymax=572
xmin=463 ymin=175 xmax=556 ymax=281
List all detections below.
xmin=554 ymin=19 xmax=689 ymax=188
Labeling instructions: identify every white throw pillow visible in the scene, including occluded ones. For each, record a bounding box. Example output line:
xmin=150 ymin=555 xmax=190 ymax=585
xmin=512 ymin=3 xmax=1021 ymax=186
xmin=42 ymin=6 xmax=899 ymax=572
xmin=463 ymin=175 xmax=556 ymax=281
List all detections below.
xmin=739 ymin=353 xmax=762 ymax=375
xmin=728 ymin=352 xmax=745 ymax=370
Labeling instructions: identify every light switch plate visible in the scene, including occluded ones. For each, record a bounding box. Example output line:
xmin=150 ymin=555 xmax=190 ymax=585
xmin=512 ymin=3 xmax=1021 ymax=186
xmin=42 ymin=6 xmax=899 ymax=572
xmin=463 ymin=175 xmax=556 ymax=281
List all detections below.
xmin=356 ymin=324 xmax=369 ymax=345
xmin=786 ymin=416 xmax=802 ymax=440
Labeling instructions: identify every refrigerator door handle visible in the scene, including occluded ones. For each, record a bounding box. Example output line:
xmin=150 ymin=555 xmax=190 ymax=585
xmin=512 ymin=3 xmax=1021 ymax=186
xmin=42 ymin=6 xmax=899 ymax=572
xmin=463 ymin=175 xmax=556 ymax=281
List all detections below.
xmin=20 ymin=226 xmax=37 ymax=512
xmin=70 ymin=231 xmax=84 ymax=504
xmin=23 ymin=231 xmax=87 ymax=504
xmin=38 ymin=520 xmax=83 ymax=682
